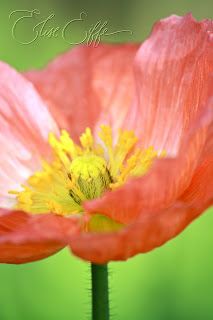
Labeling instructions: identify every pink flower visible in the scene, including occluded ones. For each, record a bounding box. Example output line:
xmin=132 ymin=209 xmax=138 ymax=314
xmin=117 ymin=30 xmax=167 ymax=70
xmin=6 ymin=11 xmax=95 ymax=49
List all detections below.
xmin=0 ymin=13 xmax=212 ymax=264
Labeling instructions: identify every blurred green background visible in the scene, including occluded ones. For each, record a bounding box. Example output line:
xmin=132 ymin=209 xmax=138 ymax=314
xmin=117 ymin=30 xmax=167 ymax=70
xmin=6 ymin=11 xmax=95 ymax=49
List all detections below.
xmin=0 ymin=0 xmax=213 ymax=319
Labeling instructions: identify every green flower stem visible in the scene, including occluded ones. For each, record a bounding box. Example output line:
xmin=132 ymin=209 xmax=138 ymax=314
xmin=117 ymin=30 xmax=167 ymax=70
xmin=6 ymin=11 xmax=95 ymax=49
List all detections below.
xmin=91 ymin=263 xmax=109 ymax=320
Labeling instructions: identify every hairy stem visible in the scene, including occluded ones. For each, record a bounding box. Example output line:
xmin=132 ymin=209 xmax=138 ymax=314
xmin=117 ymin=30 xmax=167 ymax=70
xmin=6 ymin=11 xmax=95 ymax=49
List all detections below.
xmin=91 ymin=263 xmax=109 ymax=320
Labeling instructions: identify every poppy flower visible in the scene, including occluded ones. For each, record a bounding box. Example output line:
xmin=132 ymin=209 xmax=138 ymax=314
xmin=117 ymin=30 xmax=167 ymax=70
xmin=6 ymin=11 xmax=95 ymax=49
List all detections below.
xmin=0 ymin=13 xmax=212 ymax=264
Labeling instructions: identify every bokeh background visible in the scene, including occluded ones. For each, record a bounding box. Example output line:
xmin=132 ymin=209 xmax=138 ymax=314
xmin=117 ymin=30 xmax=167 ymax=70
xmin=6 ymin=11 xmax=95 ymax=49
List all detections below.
xmin=0 ymin=0 xmax=213 ymax=319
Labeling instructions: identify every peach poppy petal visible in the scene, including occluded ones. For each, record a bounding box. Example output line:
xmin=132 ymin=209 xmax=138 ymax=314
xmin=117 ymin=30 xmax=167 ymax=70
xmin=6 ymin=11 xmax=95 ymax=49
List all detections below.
xmin=180 ymin=155 xmax=213 ymax=206
xmin=84 ymin=102 xmax=213 ymax=225
xmin=0 ymin=62 xmax=59 ymax=206
xmin=124 ymin=14 xmax=212 ymax=155
xmin=0 ymin=209 xmax=82 ymax=264
xmin=24 ymin=43 xmax=139 ymax=141
xmin=70 ymin=201 xmax=211 ymax=264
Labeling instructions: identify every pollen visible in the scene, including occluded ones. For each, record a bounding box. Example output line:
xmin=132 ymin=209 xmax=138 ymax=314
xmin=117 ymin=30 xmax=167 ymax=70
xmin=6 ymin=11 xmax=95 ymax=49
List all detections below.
xmin=9 ymin=126 xmax=166 ymax=217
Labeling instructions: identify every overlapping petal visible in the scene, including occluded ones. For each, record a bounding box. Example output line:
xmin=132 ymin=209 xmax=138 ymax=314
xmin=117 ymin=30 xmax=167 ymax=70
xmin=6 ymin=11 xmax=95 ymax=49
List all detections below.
xmin=77 ymin=147 xmax=213 ymax=264
xmin=70 ymin=201 xmax=211 ymax=263
xmin=72 ymin=150 xmax=213 ymax=263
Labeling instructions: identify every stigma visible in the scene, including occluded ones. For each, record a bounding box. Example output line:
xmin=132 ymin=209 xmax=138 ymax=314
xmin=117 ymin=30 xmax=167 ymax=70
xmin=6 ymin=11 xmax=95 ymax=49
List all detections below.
xmin=68 ymin=155 xmax=113 ymax=204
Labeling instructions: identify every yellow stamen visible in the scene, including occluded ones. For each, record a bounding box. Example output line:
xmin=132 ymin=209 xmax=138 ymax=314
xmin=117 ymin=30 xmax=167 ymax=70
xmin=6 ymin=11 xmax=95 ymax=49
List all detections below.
xmin=110 ymin=146 xmax=166 ymax=190
xmin=9 ymin=126 xmax=166 ymax=217
xmin=98 ymin=126 xmax=138 ymax=178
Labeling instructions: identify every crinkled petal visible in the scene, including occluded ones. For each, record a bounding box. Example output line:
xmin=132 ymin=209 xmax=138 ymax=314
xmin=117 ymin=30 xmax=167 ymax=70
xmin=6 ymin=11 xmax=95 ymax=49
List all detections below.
xmin=125 ymin=14 xmax=213 ymax=155
xmin=0 ymin=209 xmax=82 ymax=264
xmin=24 ymin=43 xmax=139 ymax=141
xmin=70 ymin=201 xmax=211 ymax=263
xmin=0 ymin=62 xmax=59 ymax=206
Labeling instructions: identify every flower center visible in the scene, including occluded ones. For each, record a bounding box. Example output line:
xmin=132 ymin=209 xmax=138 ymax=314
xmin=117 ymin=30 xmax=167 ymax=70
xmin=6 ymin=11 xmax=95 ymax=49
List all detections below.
xmin=68 ymin=155 xmax=113 ymax=204
xmin=9 ymin=125 xmax=166 ymax=218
